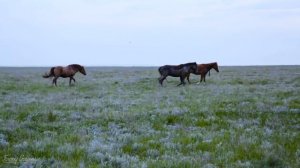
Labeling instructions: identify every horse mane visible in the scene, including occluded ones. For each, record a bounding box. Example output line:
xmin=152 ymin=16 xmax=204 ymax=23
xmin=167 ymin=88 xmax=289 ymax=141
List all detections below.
xmin=69 ymin=64 xmax=83 ymax=70
xmin=180 ymin=62 xmax=197 ymax=67
xmin=205 ymin=62 xmax=217 ymax=68
xmin=185 ymin=62 xmax=197 ymax=65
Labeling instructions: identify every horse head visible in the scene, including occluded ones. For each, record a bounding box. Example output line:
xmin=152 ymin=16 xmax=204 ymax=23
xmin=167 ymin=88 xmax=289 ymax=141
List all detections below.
xmin=212 ymin=62 xmax=219 ymax=72
xmin=79 ymin=65 xmax=87 ymax=75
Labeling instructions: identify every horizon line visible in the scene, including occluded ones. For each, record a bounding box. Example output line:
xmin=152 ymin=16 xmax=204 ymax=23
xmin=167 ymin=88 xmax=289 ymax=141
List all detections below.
xmin=0 ymin=64 xmax=299 ymax=68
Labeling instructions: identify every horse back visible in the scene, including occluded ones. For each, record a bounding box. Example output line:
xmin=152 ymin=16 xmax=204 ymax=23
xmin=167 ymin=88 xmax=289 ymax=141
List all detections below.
xmin=52 ymin=66 xmax=63 ymax=76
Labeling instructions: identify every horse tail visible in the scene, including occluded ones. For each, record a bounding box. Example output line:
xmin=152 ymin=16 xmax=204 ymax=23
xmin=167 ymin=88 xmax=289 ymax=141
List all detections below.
xmin=43 ymin=67 xmax=55 ymax=78
xmin=158 ymin=66 xmax=169 ymax=82
xmin=158 ymin=66 xmax=163 ymax=76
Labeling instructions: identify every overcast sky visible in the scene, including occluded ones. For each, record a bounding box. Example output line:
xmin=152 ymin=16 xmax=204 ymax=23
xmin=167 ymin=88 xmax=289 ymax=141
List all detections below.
xmin=0 ymin=0 xmax=299 ymax=66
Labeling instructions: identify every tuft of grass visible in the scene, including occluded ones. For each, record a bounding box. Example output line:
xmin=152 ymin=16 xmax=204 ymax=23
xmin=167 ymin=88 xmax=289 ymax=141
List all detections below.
xmin=122 ymin=143 xmax=148 ymax=158
xmin=195 ymin=120 xmax=212 ymax=127
xmin=64 ymin=135 xmax=82 ymax=144
xmin=166 ymin=115 xmax=180 ymax=125
xmin=276 ymin=91 xmax=294 ymax=99
xmin=16 ymin=111 xmax=30 ymax=121
xmin=289 ymin=99 xmax=300 ymax=109
xmin=196 ymin=141 xmax=216 ymax=152
xmin=47 ymin=111 xmax=57 ymax=122
xmin=254 ymin=156 xmax=285 ymax=168
xmin=249 ymin=79 xmax=270 ymax=85
xmin=232 ymin=144 xmax=264 ymax=161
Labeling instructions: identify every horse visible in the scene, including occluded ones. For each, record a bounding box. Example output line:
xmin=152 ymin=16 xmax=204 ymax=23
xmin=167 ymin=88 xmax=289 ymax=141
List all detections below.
xmin=187 ymin=62 xmax=219 ymax=84
xmin=158 ymin=62 xmax=198 ymax=86
xmin=43 ymin=64 xmax=86 ymax=86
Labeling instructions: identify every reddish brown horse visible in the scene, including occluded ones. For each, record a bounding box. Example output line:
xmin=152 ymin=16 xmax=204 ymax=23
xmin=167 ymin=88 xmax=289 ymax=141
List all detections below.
xmin=187 ymin=62 xmax=219 ymax=84
xmin=43 ymin=64 xmax=86 ymax=86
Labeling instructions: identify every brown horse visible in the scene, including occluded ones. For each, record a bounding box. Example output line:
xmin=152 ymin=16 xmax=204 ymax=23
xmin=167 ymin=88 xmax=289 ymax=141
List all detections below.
xmin=187 ymin=62 xmax=219 ymax=84
xmin=43 ymin=64 xmax=86 ymax=86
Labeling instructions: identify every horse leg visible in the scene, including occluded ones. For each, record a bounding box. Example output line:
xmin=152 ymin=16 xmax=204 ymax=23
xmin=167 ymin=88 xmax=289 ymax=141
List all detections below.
xmin=177 ymin=76 xmax=185 ymax=86
xmin=187 ymin=74 xmax=191 ymax=84
xmin=69 ymin=77 xmax=72 ymax=86
xmin=68 ymin=76 xmax=76 ymax=86
xmin=69 ymin=77 xmax=73 ymax=86
xmin=68 ymin=77 xmax=75 ymax=86
xmin=53 ymin=77 xmax=58 ymax=86
xmin=197 ymin=75 xmax=201 ymax=84
xmin=200 ymin=75 xmax=204 ymax=83
xmin=158 ymin=75 xmax=163 ymax=84
xmin=183 ymin=74 xmax=187 ymax=85
xmin=159 ymin=76 xmax=166 ymax=86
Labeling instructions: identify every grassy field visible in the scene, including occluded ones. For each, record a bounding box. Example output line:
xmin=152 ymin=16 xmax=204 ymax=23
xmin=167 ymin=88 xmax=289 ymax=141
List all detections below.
xmin=0 ymin=66 xmax=299 ymax=168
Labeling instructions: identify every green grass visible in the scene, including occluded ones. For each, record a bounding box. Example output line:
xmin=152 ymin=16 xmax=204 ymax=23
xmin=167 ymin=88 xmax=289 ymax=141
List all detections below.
xmin=0 ymin=66 xmax=299 ymax=167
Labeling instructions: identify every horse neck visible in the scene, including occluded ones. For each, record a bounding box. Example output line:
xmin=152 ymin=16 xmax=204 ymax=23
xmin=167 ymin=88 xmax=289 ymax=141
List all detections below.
xmin=206 ymin=64 xmax=214 ymax=71
xmin=71 ymin=64 xmax=81 ymax=72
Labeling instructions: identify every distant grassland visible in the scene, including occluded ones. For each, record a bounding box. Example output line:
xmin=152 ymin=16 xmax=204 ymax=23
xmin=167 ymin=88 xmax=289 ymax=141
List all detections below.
xmin=0 ymin=66 xmax=299 ymax=167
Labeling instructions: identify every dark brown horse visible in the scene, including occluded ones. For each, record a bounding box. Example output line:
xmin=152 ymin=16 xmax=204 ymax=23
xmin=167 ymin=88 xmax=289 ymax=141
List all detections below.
xmin=43 ymin=64 xmax=86 ymax=86
xmin=187 ymin=62 xmax=219 ymax=84
xmin=158 ymin=62 xmax=198 ymax=86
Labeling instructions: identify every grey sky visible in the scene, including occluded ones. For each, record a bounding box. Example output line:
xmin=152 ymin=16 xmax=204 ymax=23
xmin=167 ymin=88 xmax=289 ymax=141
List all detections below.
xmin=1 ymin=0 xmax=299 ymax=66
